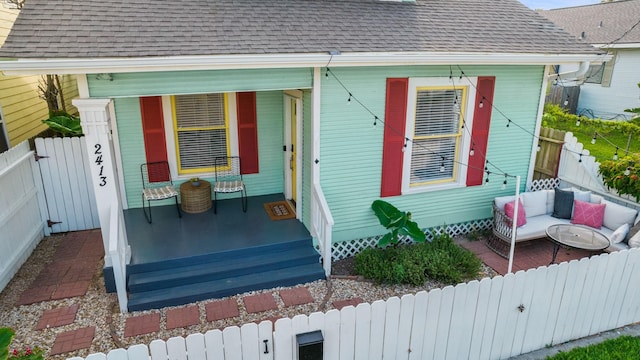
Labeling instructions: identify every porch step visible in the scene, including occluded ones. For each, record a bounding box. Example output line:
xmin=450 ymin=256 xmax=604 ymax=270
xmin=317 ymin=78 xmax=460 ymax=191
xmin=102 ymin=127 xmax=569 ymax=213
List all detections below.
xmin=125 ymin=238 xmax=325 ymax=312
xmin=127 ymin=263 xmax=325 ymax=311
xmin=127 ymin=245 xmax=321 ymax=293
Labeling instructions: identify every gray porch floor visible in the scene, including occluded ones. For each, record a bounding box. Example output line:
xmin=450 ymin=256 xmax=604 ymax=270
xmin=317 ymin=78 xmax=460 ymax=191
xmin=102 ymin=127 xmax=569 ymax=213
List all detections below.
xmin=123 ymin=194 xmax=311 ymax=265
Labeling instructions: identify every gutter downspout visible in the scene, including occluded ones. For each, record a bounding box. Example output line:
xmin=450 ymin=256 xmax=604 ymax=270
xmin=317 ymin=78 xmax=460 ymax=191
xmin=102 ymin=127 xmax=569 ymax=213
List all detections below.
xmin=548 ymin=61 xmax=590 ymax=84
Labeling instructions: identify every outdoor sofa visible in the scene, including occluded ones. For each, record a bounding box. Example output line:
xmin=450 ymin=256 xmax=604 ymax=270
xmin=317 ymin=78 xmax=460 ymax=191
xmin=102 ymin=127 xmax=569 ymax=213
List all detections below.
xmin=489 ymin=187 xmax=640 ymax=258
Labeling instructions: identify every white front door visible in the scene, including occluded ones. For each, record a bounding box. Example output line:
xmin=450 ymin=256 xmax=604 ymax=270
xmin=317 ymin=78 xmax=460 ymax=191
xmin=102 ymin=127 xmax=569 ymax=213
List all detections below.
xmin=284 ymin=91 xmax=302 ymax=212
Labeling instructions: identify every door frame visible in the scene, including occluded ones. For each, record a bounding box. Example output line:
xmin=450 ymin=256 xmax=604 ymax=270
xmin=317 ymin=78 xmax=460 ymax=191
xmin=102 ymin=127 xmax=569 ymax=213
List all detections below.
xmin=284 ymin=90 xmax=303 ymax=217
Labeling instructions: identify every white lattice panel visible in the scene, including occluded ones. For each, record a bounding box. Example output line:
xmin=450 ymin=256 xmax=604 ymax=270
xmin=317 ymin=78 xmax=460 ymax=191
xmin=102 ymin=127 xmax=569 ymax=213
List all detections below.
xmin=528 ymin=178 xmax=560 ymax=192
xmin=330 ymin=218 xmax=493 ymax=261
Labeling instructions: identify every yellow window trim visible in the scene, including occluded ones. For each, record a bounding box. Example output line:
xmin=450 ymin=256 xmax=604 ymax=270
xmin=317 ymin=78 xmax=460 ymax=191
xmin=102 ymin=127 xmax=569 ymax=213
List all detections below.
xmin=409 ymin=85 xmax=467 ymax=186
xmin=171 ymin=93 xmax=232 ymax=174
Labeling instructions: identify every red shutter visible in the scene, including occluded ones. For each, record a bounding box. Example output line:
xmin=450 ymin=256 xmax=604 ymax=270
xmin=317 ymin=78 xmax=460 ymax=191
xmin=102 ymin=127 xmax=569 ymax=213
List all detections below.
xmin=140 ymin=96 xmax=169 ymax=181
xmin=466 ymin=76 xmax=495 ymax=186
xmin=380 ymin=78 xmax=409 ymax=197
xmin=236 ymin=92 xmax=259 ymax=174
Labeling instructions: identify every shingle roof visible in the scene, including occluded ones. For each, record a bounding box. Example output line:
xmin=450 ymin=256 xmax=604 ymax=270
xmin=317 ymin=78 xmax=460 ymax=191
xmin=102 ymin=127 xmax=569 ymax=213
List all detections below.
xmin=0 ymin=0 xmax=600 ymax=59
xmin=539 ymin=0 xmax=640 ymax=45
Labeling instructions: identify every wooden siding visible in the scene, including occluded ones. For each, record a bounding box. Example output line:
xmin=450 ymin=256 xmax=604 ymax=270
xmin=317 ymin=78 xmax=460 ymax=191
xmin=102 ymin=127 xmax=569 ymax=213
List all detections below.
xmin=116 ymin=92 xmax=284 ymax=208
xmin=87 ymin=68 xmax=313 ymax=98
xmin=319 ymin=65 xmax=545 ymax=242
xmin=0 ymin=8 xmax=79 ymax=146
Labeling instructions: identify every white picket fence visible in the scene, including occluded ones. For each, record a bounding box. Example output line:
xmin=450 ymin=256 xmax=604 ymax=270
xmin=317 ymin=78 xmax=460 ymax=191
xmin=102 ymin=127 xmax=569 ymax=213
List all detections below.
xmin=0 ymin=141 xmax=48 ymax=291
xmin=71 ymin=248 xmax=640 ymax=360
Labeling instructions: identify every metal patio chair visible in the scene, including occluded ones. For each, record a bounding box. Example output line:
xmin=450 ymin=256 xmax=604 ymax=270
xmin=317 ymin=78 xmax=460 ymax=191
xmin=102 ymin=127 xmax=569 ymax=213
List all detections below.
xmin=213 ymin=156 xmax=247 ymax=214
xmin=141 ymin=161 xmax=181 ymax=223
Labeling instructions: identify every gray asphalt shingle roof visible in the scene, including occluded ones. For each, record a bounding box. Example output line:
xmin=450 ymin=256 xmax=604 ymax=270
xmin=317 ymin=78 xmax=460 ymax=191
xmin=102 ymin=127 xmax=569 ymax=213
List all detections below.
xmin=539 ymin=0 xmax=640 ymax=45
xmin=0 ymin=0 xmax=600 ymax=59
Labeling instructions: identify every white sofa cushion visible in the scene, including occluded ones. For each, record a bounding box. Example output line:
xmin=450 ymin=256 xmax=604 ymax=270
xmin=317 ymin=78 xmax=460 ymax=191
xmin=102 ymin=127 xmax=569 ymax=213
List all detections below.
xmin=602 ymin=200 xmax=638 ymax=230
xmin=495 ymin=195 xmax=519 ymax=212
xmin=610 ymin=223 xmax=630 ymax=244
xmin=629 ymin=231 xmax=640 ymax=248
xmin=516 ymin=216 xmax=571 ymax=242
xmin=523 ymin=191 xmax=548 ymax=217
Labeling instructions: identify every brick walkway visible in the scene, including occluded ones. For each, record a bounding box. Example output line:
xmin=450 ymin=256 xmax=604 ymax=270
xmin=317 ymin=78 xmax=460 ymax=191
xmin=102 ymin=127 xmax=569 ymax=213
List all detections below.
xmin=459 ymin=237 xmax=600 ymax=275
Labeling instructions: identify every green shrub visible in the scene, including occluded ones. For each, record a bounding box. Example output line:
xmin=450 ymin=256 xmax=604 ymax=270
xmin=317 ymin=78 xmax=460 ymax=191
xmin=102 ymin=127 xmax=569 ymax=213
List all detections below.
xmin=546 ymin=335 xmax=640 ymax=359
xmin=354 ymin=233 xmax=482 ymax=285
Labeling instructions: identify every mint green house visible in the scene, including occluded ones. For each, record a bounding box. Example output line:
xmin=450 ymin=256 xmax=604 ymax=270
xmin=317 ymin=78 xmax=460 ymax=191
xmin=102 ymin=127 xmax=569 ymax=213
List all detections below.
xmin=0 ymin=0 xmax=602 ymax=311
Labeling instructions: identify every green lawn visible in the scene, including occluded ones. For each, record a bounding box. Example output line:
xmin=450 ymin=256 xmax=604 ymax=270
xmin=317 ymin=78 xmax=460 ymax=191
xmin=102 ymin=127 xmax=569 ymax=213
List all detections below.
xmin=542 ymin=105 xmax=640 ymax=163
xmin=546 ymin=335 xmax=640 ymax=359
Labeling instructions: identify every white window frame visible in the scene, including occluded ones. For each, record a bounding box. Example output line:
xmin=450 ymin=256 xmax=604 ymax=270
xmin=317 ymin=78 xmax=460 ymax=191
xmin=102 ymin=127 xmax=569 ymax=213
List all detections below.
xmin=402 ymin=77 xmax=477 ymax=194
xmin=162 ymin=93 xmax=239 ymax=180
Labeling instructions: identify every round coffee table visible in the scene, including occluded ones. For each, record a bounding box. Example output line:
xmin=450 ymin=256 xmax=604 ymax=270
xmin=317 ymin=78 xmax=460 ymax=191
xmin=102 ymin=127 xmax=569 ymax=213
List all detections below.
xmin=545 ymin=224 xmax=610 ymax=264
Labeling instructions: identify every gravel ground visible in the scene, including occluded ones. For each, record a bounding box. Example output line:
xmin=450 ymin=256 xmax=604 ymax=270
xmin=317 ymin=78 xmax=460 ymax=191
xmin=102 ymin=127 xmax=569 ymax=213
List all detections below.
xmin=0 ymin=233 xmax=497 ymax=359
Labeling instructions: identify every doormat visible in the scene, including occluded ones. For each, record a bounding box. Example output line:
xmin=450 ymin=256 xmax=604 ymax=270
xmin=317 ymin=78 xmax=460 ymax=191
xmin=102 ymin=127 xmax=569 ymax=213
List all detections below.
xmin=263 ymin=201 xmax=296 ymax=221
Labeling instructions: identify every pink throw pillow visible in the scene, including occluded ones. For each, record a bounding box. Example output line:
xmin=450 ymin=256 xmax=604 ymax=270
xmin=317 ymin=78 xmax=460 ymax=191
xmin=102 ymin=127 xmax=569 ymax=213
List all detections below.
xmin=504 ymin=200 xmax=526 ymax=227
xmin=571 ymin=200 xmax=606 ymax=229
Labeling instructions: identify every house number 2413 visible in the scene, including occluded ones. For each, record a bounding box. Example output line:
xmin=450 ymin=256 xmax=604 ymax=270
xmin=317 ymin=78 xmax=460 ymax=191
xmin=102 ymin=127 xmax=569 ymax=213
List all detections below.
xmin=94 ymin=144 xmax=107 ymax=187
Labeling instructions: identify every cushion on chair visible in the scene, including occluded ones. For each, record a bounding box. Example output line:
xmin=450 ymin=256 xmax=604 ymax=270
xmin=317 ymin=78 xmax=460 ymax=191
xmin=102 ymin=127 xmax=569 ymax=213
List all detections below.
xmin=214 ymin=180 xmax=245 ymax=193
xmin=571 ymin=200 xmax=606 ymax=229
xmin=143 ymin=185 xmax=179 ymax=200
xmin=552 ymin=188 xmax=574 ymax=219
xmin=504 ymin=200 xmax=527 ymax=227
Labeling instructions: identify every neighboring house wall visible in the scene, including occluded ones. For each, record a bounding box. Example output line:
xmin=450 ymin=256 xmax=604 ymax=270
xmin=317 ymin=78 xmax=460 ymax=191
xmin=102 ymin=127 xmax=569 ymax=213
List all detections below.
xmin=0 ymin=7 xmax=79 ymax=148
xmin=559 ymin=49 xmax=640 ymax=119
xmin=579 ymin=49 xmax=640 ymax=119
xmin=87 ymin=65 xmax=545 ymax=243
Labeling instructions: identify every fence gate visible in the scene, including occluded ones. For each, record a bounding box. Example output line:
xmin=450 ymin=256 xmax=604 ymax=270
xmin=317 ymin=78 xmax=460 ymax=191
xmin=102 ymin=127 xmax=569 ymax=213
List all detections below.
xmin=533 ymin=127 xmax=566 ymax=181
xmin=35 ymin=137 xmax=100 ymax=233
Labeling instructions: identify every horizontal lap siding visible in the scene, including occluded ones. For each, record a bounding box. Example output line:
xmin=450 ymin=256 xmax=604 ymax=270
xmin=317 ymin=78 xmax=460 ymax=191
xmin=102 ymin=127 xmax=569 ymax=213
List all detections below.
xmin=87 ymin=68 xmax=313 ymax=98
xmin=320 ymin=66 xmax=544 ymax=242
xmin=116 ymin=92 xmax=284 ymax=208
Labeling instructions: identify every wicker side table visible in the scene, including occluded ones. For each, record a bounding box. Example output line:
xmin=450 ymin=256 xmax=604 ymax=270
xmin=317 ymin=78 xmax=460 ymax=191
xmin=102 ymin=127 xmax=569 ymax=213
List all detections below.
xmin=180 ymin=180 xmax=212 ymax=213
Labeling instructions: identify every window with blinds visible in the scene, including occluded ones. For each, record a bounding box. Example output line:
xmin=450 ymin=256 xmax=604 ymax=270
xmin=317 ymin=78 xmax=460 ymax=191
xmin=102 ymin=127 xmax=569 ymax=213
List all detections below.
xmin=173 ymin=93 xmax=229 ymax=173
xmin=410 ymin=88 xmax=464 ymax=186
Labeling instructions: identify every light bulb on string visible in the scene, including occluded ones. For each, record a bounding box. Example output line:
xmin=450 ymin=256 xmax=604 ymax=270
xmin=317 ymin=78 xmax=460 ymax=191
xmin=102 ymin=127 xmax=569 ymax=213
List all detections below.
xmin=501 ymin=175 xmax=507 ymax=190
xmin=564 ymin=95 xmax=569 ymax=106
xmin=373 ymin=116 xmax=378 ymax=129
xmin=479 ymin=97 xmax=484 ymax=109
xmin=402 ymin=138 xmax=408 ymax=153
xmin=347 ymin=93 xmax=352 ymax=104
xmin=485 ymin=170 xmax=491 ymax=184
xmin=537 ymin=142 xmax=541 ymax=152
xmin=470 ymin=145 xmax=475 ymax=156
xmin=625 ymin=167 xmax=631 ymax=176
xmin=440 ymin=157 xmax=446 ymax=172
xmin=613 ymin=147 xmax=619 ymax=161
xmin=591 ymin=133 xmax=597 ymax=144
xmin=576 ymin=118 xmax=581 ymax=126
xmin=579 ymin=153 xmax=583 ymax=163
xmin=325 ymin=68 xmax=329 ymax=78
xmin=506 ymin=119 xmax=511 ymax=128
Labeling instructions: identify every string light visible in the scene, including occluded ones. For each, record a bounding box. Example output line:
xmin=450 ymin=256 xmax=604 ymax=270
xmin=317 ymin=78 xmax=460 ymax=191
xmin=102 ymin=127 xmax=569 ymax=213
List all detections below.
xmin=591 ymin=132 xmax=597 ymax=144
xmin=506 ymin=119 xmax=511 ymax=128
xmin=625 ymin=167 xmax=631 ymax=176
xmin=440 ymin=157 xmax=446 ymax=172
xmin=485 ymin=170 xmax=491 ymax=184
xmin=537 ymin=142 xmax=541 ymax=152
xmin=479 ymin=97 xmax=484 ymax=109
xmin=502 ymin=174 xmax=508 ymax=190
xmin=347 ymin=93 xmax=352 ymax=104
xmin=613 ymin=147 xmax=619 ymax=160
xmin=470 ymin=145 xmax=475 ymax=156
xmin=564 ymin=95 xmax=569 ymax=106
xmin=575 ymin=117 xmax=581 ymax=126
xmin=373 ymin=116 xmax=378 ymax=129
xmin=579 ymin=153 xmax=583 ymax=163
xmin=402 ymin=137 xmax=408 ymax=152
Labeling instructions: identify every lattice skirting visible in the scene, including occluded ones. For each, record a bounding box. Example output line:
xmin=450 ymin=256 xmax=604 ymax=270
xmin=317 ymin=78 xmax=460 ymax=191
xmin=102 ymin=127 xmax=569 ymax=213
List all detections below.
xmin=326 ymin=218 xmax=493 ymax=261
xmin=528 ymin=178 xmax=560 ymax=192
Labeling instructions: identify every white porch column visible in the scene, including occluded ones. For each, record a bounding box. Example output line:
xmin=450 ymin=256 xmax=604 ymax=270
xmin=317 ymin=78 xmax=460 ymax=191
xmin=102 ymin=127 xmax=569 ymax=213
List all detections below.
xmin=72 ymin=98 xmax=120 ymax=266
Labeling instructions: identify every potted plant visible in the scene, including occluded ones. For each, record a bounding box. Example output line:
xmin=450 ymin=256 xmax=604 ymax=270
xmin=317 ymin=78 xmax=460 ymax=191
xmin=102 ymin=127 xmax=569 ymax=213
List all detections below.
xmin=189 ymin=177 xmax=201 ymax=187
